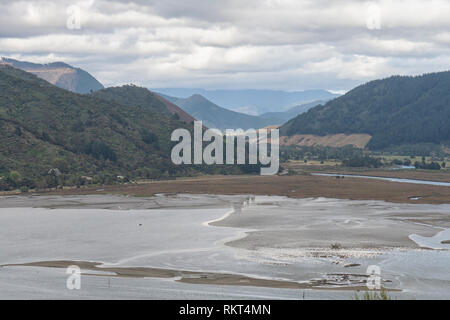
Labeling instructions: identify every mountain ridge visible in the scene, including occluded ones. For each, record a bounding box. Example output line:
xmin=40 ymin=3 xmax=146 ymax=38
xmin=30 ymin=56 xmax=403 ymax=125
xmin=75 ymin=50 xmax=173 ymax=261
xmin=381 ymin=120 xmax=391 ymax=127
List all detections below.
xmin=165 ymin=93 xmax=282 ymax=130
xmin=90 ymin=85 xmax=196 ymax=124
xmin=259 ymin=100 xmax=328 ymax=122
xmin=280 ymin=71 xmax=450 ymax=150
xmin=154 ymin=88 xmax=339 ymax=115
xmin=0 ymin=64 xmax=192 ymax=187
xmin=0 ymin=57 xmax=104 ymax=94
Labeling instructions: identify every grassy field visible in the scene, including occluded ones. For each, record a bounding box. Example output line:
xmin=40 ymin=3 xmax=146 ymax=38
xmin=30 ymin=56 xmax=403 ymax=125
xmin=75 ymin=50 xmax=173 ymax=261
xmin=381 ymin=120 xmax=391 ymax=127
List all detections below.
xmin=283 ymin=155 xmax=449 ymax=173
xmin=373 ymin=155 xmax=450 ymax=164
xmin=285 ymin=159 xmax=342 ymax=166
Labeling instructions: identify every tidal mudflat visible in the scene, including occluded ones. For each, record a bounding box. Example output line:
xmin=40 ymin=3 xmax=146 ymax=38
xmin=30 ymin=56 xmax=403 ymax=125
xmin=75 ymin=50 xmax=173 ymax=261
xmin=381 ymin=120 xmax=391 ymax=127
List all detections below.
xmin=0 ymin=194 xmax=449 ymax=299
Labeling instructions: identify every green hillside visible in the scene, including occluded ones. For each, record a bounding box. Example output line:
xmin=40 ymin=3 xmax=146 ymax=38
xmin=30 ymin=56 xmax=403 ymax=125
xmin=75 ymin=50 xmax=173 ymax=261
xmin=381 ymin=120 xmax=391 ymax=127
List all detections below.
xmin=91 ymin=85 xmax=196 ymax=124
xmin=280 ymin=71 xmax=450 ymax=150
xmin=0 ymin=65 xmax=254 ymax=191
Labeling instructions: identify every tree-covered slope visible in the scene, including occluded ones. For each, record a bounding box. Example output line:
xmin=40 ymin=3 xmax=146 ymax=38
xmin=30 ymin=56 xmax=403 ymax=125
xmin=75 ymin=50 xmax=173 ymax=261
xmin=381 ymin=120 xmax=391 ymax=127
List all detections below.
xmin=91 ymin=85 xmax=196 ymax=124
xmin=0 ymin=65 xmax=190 ymax=186
xmin=280 ymin=72 xmax=450 ymax=149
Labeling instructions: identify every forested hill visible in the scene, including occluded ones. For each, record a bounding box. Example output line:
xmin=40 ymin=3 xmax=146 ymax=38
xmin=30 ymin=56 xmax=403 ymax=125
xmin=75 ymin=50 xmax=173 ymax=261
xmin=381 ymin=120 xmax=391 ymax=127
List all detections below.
xmin=0 ymin=65 xmax=190 ymax=184
xmin=0 ymin=65 xmax=261 ymax=191
xmin=280 ymin=71 xmax=450 ymax=150
xmin=0 ymin=65 xmax=209 ymax=191
xmin=90 ymin=85 xmax=196 ymax=124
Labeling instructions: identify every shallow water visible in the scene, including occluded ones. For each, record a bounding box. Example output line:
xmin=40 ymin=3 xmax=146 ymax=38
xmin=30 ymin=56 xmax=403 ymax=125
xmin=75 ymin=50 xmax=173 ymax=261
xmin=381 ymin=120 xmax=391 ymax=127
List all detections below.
xmin=312 ymin=173 xmax=450 ymax=187
xmin=0 ymin=194 xmax=449 ymax=299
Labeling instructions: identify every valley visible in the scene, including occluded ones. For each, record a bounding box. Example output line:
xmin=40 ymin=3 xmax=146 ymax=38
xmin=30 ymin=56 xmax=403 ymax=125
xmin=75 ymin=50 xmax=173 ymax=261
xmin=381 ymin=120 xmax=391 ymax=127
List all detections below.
xmin=1 ymin=46 xmax=450 ymax=302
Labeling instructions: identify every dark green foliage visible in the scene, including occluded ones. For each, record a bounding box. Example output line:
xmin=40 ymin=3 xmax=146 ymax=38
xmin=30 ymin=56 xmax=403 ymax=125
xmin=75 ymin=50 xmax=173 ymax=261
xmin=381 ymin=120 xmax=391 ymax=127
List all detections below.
xmin=84 ymin=140 xmax=117 ymax=161
xmin=14 ymin=126 xmax=22 ymax=136
xmin=414 ymin=161 xmax=442 ymax=170
xmin=342 ymin=156 xmax=382 ymax=168
xmin=141 ymin=130 xmax=159 ymax=146
xmin=91 ymin=85 xmax=170 ymax=116
xmin=280 ymin=145 xmax=363 ymax=162
xmin=280 ymin=72 xmax=450 ymax=150
xmin=0 ymin=66 xmax=261 ymax=190
xmin=376 ymin=142 xmax=446 ymax=157
xmin=0 ymin=66 xmax=185 ymax=189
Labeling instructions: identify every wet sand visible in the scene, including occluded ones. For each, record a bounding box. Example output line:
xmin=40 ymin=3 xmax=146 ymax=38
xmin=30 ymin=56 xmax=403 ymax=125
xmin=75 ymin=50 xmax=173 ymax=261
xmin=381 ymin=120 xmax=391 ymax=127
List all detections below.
xmin=211 ymin=197 xmax=450 ymax=250
xmin=34 ymin=174 xmax=450 ymax=204
xmin=2 ymin=260 xmax=383 ymax=291
xmin=0 ymin=194 xmax=449 ymax=299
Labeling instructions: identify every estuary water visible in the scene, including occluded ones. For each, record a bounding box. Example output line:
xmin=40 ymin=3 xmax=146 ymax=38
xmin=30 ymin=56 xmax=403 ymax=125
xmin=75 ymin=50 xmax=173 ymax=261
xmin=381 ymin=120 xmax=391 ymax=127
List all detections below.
xmin=0 ymin=194 xmax=449 ymax=299
xmin=312 ymin=173 xmax=450 ymax=187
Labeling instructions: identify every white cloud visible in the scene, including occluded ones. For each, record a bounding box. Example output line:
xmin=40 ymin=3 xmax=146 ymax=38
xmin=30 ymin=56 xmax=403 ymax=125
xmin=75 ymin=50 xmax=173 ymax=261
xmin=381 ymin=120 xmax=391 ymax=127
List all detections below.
xmin=0 ymin=0 xmax=449 ymax=90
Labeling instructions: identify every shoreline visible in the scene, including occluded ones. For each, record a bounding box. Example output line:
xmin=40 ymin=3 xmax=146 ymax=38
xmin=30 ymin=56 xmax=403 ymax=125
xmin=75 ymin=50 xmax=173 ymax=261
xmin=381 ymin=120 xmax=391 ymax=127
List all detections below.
xmin=30 ymin=174 xmax=450 ymax=204
xmin=0 ymin=194 xmax=448 ymax=297
xmin=1 ymin=260 xmax=396 ymax=292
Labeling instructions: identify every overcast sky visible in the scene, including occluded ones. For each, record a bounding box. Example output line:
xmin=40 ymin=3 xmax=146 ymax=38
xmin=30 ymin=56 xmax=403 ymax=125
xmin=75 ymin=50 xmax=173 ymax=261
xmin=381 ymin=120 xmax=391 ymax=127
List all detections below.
xmin=1 ymin=0 xmax=450 ymax=91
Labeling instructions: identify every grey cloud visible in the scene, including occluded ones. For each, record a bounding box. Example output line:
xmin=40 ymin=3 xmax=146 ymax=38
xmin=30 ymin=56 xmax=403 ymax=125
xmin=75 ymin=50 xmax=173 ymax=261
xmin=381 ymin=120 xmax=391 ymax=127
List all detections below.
xmin=0 ymin=0 xmax=449 ymax=91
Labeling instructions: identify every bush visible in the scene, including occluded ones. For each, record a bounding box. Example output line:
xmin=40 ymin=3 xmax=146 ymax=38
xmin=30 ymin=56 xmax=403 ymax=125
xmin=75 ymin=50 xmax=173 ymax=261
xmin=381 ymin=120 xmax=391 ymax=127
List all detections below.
xmin=84 ymin=140 xmax=117 ymax=161
xmin=355 ymin=289 xmax=392 ymax=300
xmin=330 ymin=243 xmax=342 ymax=250
xmin=142 ymin=131 xmax=160 ymax=149
xmin=414 ymin=161 xmax=441 ymax=170
xmin=342 ymin=156 xmax=382 ymax=168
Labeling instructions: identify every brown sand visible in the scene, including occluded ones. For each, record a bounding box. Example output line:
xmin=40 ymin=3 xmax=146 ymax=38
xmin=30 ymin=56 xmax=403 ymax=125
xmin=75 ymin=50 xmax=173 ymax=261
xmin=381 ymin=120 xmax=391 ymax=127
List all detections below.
xmin=2 ymin=260 xmax=395 ymax=291
xmin=323 ymin=170 xmax=450 ymax=183
xmin=44 ymin=174 xmax=450 ymax=204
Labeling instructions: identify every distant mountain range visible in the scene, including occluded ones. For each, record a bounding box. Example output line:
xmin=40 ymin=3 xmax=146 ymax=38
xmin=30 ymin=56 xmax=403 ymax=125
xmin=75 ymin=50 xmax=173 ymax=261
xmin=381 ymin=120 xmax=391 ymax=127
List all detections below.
xmin=280 ymin=71 xmax=450 ymax=150
xmin=0 ymin=57 xmax=104 ymax=94
xmin=259 ymin=100 xmax=328 ymax=123
xmin=154 ymin=88 xmax=339 ymax=115
xmin=162 ymin=94 xmax=327 ymax=130
xmin=4 ymin=56 xmax=447 ymax=165
xmin=162 ymin=94 xmax=278 ymax=130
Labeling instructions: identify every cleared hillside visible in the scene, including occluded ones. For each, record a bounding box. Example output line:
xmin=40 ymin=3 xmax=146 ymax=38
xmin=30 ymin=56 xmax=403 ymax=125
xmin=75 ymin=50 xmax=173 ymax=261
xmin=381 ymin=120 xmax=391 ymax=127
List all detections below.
xmin=0 ymin=57 xmax=104 ymax=94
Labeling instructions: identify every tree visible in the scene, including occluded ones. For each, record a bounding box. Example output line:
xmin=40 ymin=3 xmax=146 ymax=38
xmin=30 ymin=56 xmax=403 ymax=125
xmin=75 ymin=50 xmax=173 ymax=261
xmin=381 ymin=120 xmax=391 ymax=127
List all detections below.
xmin=15 ymin=126 xmax=22 ymax=136
xmin=7 ymin=170 xmax=22 ymax=188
